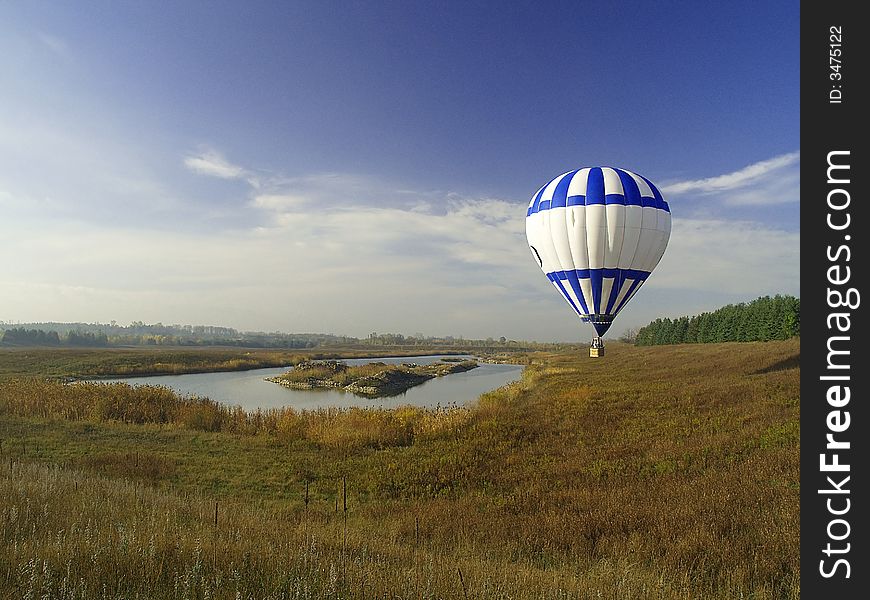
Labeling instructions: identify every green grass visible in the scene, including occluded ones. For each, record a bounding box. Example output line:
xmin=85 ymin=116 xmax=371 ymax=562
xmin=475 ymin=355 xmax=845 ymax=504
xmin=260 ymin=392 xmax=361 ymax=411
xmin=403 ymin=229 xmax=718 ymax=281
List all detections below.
xmin=0 ymin=339 xmax=800 ymax=598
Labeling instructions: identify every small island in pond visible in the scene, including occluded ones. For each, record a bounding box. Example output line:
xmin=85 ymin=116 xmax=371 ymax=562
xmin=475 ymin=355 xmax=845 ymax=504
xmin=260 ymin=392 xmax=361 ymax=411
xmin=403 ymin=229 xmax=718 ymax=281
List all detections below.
xmin=266 ymin=359 xmax=478 ymax=398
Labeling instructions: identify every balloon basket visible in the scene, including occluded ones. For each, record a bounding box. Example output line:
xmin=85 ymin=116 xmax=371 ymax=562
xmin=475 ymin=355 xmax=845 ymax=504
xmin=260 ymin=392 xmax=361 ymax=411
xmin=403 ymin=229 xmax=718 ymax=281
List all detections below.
xmin=589 ymin=337 xmax=604 ymax=358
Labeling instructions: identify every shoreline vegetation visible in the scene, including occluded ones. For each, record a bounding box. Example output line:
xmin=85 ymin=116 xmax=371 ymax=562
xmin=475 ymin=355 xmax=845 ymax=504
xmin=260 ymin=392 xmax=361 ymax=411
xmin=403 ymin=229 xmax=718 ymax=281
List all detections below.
xmin=266 ymin=359 xmax=479 ymax=397
xmin=0 ymin=345 xmax=529 ymax=382
xmin=0 ymin=339 xmax=799 ymax=598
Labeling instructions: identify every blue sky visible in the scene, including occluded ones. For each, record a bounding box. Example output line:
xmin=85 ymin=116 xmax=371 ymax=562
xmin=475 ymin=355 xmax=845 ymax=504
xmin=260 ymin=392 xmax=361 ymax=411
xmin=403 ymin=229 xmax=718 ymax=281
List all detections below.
xmin=0 ymin=1 xmax=799 ymax=341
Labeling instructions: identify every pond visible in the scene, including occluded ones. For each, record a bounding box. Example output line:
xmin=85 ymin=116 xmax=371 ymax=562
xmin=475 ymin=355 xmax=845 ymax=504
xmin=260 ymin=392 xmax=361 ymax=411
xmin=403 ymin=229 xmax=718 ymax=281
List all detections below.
xmin=98 ymin=355 xmax=524 ymax=411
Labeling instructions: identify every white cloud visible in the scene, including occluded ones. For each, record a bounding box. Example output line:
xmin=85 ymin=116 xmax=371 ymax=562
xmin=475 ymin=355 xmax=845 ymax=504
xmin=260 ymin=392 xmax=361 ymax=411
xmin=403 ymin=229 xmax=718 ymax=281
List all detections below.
xmin=251 ymin=194 xmax=309 ymax=211
xmin=0 ymin=182 xmax=542 ymax=337
xmin=184 ymin=149 xmax=250 ymax=181
xmin=250 ymin=180 xmax=528 ymax=270
xmin=721 ymin=166 xmax=799 ymax=206
xmin=3 ymin=144 xmax=801 ymax=341
xmin=651 ymin=217 xmax=799 ymax=296
xmin=662 ymin=151 xmax=799 ymax=202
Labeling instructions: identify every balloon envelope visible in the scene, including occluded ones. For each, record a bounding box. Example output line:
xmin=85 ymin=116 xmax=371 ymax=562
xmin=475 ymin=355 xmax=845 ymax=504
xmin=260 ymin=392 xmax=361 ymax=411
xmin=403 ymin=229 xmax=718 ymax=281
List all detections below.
xmin=525 ymin=166 xmax=671 ymax=337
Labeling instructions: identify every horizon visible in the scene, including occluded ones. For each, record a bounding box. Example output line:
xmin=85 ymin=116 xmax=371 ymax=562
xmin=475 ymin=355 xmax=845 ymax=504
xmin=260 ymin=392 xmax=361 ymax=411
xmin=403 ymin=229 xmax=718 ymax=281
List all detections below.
xmin=1 ymin=2 xmax=799 ymax=342
xmin=1 ymin=289 xmax=801 ymax=344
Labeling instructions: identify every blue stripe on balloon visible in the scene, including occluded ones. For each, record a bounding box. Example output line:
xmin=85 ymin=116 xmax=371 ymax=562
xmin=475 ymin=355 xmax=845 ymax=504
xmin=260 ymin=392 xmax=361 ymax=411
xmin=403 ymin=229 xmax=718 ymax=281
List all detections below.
xmin=589 ymin=269 xmax=603 ymax=314
xmin=545 ymin=269 xmax=651 ymax=317
xmin=527 ymin=168 xmax=669 ymax=216
xmin=604 ymin=271 xmax=625 ymax=314
xmin=639 ymin=174 xmax=669 ymax=212
xmin=571 ymin=268 xmax=647 ymax=279
xmin=565 ymin=269 xmax=590 ymax=314
xmin=549 ymin=270 xmax=587 ymax=313
xmin=548 ymin=273 xmax=582 ymax=316
xmin=550 ymin=170 xmax=577 ymax=209
xmin=649 ymin=178 xmax=667 ymax=211
xmin=593 ymin=322 xmax=612 ymax=337
xmin=616 ymin=169 xmax=643 ymax=206
xmin=586 ymin=168 xmax=605 ymax=206
xmin=613 ymin=277 xmax=647 ymax=315
xmin=530 ymin=195 xmax=669 ymax=215
xmin=528 ymin=185 xmax=547 ymax=216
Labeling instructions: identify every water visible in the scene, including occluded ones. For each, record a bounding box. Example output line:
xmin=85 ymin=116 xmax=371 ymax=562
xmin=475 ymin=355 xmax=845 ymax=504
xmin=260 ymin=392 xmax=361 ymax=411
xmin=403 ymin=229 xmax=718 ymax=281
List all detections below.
xmin=98 ymin=354 xmax=523 ymax=411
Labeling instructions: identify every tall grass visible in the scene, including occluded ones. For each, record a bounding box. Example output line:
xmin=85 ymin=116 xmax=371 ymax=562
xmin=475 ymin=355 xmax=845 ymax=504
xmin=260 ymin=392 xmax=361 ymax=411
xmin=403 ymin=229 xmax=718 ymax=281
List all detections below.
xmin=0 ymin=339 xmax=800 ymax=598
xmin=0 ymin=379 xmax=469 ymax=449
xmin=1 ymin=460 xmax=797 ymax=599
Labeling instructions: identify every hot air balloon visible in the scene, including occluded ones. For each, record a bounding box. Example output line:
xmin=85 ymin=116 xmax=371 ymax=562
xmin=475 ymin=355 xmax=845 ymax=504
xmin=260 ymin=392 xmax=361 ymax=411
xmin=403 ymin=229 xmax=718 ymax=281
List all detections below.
xmin=525 ymin=166 xmax=671 ymax=357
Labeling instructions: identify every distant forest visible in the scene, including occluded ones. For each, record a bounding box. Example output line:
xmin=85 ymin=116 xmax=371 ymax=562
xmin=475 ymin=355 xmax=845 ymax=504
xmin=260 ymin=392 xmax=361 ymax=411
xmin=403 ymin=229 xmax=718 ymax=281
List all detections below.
xmin=634 ymin=295 xmax=800 ymax=346
xmin=0 ymin=322 xmax=349 ymax=348
xmin=3 ymin=295 xmax=800 ymax=349
xmin=0 ymin=329 xmax=109 ymax=347
xmin=0 ymin=321 xmax=524 ymax=349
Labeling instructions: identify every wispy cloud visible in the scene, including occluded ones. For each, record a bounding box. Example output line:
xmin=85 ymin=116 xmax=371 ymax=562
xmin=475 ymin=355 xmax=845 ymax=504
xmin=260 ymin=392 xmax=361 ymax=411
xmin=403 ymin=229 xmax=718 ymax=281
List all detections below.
xmin=244 ymin=165 xmax=525 ymax=271
xmin=662 ymin=151 xmax=799 ymax=205
xmin=652 ymin=217 xmax=799 ymax=295
xmin=184 ymin=149 xmax=251 ymax=182
xmin=255 ymin=171 xmax=441 ymax=212
xmin=0 ymin=196 xmax=537 ymax=337
xmin=251 ymin=194 xmax=309 ymax=211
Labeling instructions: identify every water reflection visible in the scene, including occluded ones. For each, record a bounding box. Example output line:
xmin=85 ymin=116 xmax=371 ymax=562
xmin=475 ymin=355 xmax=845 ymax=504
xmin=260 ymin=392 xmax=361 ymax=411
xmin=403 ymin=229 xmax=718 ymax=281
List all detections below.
xmin=99 ymin=355 xmax=523 ymax=411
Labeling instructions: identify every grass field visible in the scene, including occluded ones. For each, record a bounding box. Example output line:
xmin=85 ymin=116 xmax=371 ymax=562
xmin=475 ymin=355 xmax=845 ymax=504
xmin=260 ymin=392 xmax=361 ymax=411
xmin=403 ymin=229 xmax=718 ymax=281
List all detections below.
xmin=0 ymin=339 xmax=799 ymax=598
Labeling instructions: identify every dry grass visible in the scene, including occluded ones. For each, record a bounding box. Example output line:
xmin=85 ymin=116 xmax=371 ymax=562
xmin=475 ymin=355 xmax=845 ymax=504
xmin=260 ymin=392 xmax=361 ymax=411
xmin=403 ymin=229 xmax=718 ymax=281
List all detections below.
xmin=0 ymin=379 xmax=470 ymax=450
xmin=0 ymin=339 xmax=800 ymax=598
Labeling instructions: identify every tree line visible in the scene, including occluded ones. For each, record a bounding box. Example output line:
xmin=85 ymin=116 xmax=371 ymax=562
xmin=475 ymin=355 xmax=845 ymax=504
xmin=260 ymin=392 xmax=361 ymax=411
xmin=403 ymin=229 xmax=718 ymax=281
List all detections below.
xmin=634 ymin=294 xmax=800 ymax=346
xmin=0 ymin=328 xmax=108 ymax=346
xmin=1 ymin=321 xmax=539 ymax=349
xmin=0 ymin=322 xmax=355 ymax=348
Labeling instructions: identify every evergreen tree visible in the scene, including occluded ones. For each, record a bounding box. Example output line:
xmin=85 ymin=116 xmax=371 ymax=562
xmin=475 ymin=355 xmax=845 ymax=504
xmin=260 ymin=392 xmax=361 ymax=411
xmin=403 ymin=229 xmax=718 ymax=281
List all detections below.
xmin=633 ymin=295 xmax=800 ymax=346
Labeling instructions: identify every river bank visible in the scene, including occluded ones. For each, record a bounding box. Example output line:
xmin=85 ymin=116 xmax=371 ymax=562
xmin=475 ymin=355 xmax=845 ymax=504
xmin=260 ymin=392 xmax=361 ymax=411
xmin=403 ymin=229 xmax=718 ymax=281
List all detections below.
xmin=0 ymin=346 xmax=486 ymax=381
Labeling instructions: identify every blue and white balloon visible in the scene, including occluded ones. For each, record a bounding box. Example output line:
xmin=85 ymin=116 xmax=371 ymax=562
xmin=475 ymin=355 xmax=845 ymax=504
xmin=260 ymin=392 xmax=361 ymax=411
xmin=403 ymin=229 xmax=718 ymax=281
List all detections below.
xmin=525 ymin=166 xmax=671 ymax=337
